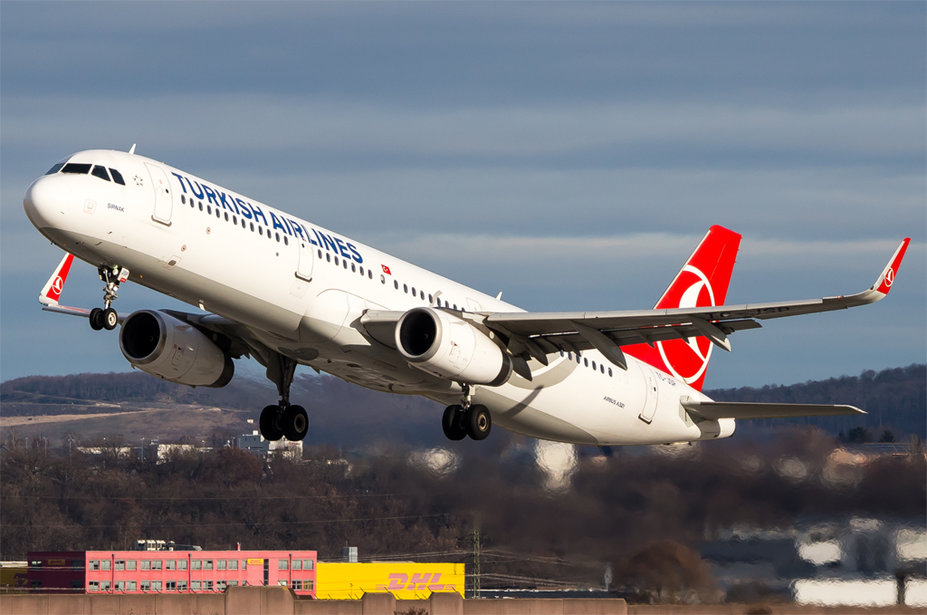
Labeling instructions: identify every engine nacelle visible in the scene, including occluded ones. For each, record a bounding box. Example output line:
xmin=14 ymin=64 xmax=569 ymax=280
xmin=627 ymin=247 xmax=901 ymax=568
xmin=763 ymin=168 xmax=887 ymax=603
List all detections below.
xmin=395 ymin=307 xmax=512 ymax=387
xmin=119 ymin=310 xmax=234 ymax=388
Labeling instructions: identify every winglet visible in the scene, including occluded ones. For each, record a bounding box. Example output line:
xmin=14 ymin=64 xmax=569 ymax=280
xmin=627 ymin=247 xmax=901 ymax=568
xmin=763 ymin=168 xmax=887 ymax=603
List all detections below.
xmin=39 ymin=253 xmax=75 ymax=306
xmin=38 ymin=253 xmax=92 ymax=318
xmin=872 ymin=238 xmax=909 ymax=297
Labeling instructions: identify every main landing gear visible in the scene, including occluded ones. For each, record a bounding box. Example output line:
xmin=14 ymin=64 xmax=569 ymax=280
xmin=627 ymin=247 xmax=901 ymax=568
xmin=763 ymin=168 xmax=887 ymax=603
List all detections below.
xmin=442 ymin=385 xmax=492 ymax=441
xmin=89 ymin=264 xmax=129 ymax=331
xmin=259 ymin=354 xmax=309 ymax=442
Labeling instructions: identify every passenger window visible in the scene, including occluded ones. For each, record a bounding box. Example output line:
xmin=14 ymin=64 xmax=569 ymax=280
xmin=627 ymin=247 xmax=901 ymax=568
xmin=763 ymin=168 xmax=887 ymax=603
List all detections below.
xmin=284 ymin=236 xmax=288 ymax=245
xmin=109 ymin=168 xmax=126 ymax=185
xmin=62 ymin=162 xmax=92 ymax=174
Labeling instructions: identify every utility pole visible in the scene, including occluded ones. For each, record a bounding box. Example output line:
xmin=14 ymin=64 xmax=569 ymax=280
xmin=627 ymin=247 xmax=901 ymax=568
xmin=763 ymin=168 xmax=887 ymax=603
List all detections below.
xmin=471 ymin=524 xmax=481 ymax=599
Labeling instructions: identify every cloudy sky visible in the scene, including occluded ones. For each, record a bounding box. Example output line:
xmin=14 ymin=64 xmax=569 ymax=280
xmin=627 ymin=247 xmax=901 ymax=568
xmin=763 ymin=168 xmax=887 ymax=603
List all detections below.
xmin=1 ymin=2 xmax=924 ymax=389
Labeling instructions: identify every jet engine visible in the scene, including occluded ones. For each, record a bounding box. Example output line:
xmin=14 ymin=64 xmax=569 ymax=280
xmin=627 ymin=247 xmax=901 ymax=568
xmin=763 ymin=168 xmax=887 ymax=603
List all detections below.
xmin=395 ymin=307 xmax=512 ymax=386
xmin=119 ymin=310 xmax=234 ymax=387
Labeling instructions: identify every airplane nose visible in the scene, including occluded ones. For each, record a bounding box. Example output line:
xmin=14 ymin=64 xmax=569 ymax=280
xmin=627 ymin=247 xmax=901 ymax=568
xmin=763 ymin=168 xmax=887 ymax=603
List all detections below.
xmin=23 ymin=175 xmax=62 ymax=228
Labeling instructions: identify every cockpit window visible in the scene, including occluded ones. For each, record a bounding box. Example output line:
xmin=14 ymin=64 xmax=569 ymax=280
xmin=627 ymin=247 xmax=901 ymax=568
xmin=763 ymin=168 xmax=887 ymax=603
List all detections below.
xmin=61 ymin=162 xmax=92 ymax=175
xmin=91 ymin=165 xmax=111 ymax=182
xmin=46 ymin=163 xmax=65 ymax=175
xmin=109 ymin=168 xmax=126 ymax=185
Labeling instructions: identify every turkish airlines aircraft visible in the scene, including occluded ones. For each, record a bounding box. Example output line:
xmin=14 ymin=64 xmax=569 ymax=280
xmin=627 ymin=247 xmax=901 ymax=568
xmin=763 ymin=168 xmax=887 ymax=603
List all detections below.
xmin=24 ymin=148 xmax=910 ymax=446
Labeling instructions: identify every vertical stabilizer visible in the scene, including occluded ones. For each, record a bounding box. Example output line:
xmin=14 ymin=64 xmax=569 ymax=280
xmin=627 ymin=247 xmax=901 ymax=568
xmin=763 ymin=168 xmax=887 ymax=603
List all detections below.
xmin=625 ymin=225 xmax=741 ymax=391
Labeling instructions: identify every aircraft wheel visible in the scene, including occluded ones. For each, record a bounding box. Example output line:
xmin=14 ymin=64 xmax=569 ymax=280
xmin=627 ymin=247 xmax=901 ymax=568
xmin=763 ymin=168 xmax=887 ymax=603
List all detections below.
xmin=442 ymin=405 xmax=467 ymax=441
xmin=102 ymin=308 xmax=118 ymax=330
xmin=282 ymin=405 xmax=309 ymax=441
xmin=467 ymin=404 xmax=492 ymax=441
xmin=89 ymin=308 xmax=105 ymax=331
xmin=259 ymin=404 xmax=284 ymax=441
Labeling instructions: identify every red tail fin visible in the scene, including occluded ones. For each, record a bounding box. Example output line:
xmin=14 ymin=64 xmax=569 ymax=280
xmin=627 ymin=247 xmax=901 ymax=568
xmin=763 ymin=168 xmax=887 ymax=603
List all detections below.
xmin=625 ymin=225 xmax=741 ymax=391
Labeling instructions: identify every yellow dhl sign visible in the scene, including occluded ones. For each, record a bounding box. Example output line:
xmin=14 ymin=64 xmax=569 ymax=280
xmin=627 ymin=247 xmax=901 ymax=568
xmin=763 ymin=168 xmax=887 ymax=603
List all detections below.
xmin=315 ymin=562 xmax=465 ymax=600
xmin=246 ymin=558 xmax=263 ymax=565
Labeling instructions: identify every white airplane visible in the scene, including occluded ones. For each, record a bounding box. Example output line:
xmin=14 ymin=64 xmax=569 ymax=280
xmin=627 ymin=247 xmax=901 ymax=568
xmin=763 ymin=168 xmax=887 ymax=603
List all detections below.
xmin=24 ymin=148 xmax=910 ymax=446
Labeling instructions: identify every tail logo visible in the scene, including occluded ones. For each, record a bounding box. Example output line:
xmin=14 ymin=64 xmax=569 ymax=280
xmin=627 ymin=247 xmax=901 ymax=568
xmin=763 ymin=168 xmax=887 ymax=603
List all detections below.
xmin=51 ymin=276 xmax=64 ymax=296
xmin=655 ymin=265 xmax=716 ymax=385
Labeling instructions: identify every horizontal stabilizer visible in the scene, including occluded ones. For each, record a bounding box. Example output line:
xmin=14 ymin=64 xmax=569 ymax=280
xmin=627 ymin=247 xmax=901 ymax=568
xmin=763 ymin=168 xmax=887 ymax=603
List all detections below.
xmin=682 ymin=398 xmax=865 ymax=420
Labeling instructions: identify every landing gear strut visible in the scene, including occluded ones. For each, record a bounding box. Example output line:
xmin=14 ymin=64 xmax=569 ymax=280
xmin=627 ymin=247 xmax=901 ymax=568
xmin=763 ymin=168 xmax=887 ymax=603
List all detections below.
xmin=259 ymin=354 xmax=309 ymax=442
xmin=442 ymin=385 xmax=492 ymax=441
xmin=89 ymin=264 xmax=128 ymax=331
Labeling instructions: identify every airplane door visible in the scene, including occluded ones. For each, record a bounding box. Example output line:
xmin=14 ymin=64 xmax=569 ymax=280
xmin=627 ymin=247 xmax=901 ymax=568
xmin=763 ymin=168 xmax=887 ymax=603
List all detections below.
xmin=146 ymin=163 xmax=173 ymax=226
xmin=639 ymin=369 xmax=658 ymax=424
xmin=296 ymin=238 xmax=314 ymax=282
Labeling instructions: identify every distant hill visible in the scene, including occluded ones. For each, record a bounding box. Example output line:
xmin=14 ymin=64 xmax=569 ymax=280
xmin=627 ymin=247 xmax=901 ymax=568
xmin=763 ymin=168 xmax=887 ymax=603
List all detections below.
xmin=705 ymin=364 xmax=925 ymax=441
xmin=2 ymin=365 xmax=923 ymax=448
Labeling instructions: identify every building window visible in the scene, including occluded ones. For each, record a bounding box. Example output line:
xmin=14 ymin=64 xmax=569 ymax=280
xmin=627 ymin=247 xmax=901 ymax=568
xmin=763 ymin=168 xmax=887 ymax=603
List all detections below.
xmin=278 ymin=581 xmax=287 ymax=587
xmin=217 ymin=559 xmax=226 ymax=570
xmin=302 ymin=559 xmax=314 ymax=570
xmin=141 ymin=581 xmax=150 ymax=591
xmin=292 ymin=559 xmax=302 ymax=571
xmin=166 ymin=581 xmax=177 ymax=591
xmin=115 ymin=560 xmax=125 ymax=571
xmin=152 ymin=581 xmax=161 ymax=592
xmin=192 ymin=560 xmax=202 ymax=570
xmin=101 ymin=581 xmax=111 ymax=591
xmin=192 ymin=580 xmax=201 ymax=591
xmin=178 ymin=580 xmax=187 ymax=591
xmin=114 ymin=581 xmax=125 ymax=591
xmin=305 ymin=579 xmax=314 ymax=591
xmin=205 ymin=559 xmax=213 ymax=570
xmin=151 ymin=560 xmax=162 ymax=570
xmin=217 ymin=580 xmax=228 ymax=591
xmin=89 ymin=560 xmax=100 ymax=571
xmin=205 ymin=580 xmax=214 ymax=591
xmin=278 ymin=559 xmax=288 ymax=570
xmin=141 ymin=560 xmax=150 ymax=571
xmin=178 ymin=560 xmax=188 ymax=570
xmin=291 ymin=580 xmax=302 ymax=590
xmin=126 ymin=560 xmax=137 ymax=571
xmin=127 ymin=581 xmax=137 ymax=591
xmin=89 ymin=581 xmax=100 ymax=592
xmin=166 ymin=560 xmax=175 ymax=570
xmin=227 ymin=559 xmax=238 ymax=570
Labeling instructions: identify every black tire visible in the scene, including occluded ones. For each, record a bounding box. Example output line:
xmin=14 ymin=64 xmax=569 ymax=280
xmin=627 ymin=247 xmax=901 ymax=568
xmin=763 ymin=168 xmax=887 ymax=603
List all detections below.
xmin=442 ymin=405 xmax=467 ymax=441
xmin=282 ymin=405 xmax=309 ymax=441
xmin=89 ymin=308 xmax=104 ymax=331
xmin=259 ymin=404 xmax=284 ymax=441
xmin=102 ymin=307 xmax=118 ymax=330
xmin=467 ymin=404 xmax=492 ymax=441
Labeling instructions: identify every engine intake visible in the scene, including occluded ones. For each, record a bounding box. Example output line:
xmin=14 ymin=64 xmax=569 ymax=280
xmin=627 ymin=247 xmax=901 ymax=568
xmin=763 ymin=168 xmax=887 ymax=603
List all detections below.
xmin=395 ymin=307 xmax=512 ymax=387
xmin=119 ymin=310 xmax=234 ymax=388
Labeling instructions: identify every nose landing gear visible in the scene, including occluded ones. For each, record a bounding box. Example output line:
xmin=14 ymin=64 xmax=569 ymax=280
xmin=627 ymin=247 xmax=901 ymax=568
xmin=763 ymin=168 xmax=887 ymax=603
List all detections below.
xmin=89 ymin=264 xmax=129 ymax=331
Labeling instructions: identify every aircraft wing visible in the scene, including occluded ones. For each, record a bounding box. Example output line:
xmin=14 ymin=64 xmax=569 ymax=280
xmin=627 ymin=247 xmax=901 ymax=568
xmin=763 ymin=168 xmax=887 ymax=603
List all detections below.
xmin=481 ymin=238 xmax=910 ymax=369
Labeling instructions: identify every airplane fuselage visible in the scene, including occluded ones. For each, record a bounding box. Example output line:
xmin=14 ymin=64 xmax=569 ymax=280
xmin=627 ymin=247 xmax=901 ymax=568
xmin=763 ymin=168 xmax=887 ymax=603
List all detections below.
xmin=25 ymin=149 xmax=731 ymax=445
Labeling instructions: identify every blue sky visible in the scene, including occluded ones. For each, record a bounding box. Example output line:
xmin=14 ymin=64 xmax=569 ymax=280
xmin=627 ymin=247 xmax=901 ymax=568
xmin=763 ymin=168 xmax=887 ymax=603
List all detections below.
xmin=1 ymin=2 xmax=924 ymax=389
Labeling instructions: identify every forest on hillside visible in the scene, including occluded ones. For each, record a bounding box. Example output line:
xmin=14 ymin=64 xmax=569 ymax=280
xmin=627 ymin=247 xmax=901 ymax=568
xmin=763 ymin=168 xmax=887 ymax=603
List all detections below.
xmin=2 ymin=426 xmax=923 ymax=602
xmin=1 ymin=365 xmax=924 ymax=449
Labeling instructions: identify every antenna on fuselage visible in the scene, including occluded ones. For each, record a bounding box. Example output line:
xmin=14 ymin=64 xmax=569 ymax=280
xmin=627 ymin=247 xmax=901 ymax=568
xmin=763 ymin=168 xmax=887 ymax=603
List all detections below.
xmin=128 ymin=144 xmax=137 ymax=155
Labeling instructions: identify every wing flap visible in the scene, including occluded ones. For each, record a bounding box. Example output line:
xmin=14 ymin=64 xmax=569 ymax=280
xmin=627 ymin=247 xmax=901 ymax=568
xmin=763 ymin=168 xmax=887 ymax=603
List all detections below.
xmin=682 ymin=399 xmax=866 ymax=420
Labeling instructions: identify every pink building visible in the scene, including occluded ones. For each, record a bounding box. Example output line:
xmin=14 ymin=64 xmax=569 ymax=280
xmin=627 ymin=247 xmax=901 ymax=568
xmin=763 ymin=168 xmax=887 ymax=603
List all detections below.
xmin=27 ymin=549 xmax=317 ymax=597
